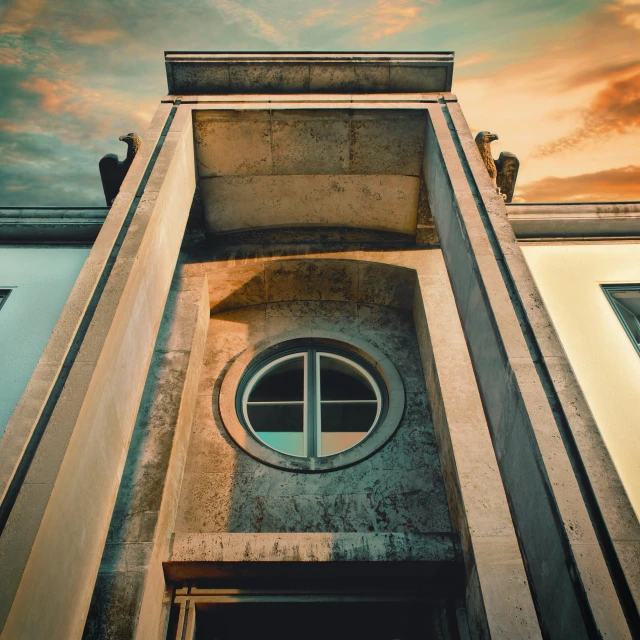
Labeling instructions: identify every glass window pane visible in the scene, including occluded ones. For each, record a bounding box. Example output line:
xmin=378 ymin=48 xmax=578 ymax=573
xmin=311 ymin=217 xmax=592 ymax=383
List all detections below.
xmin=257 ymin=432 xmax=305 ymax=457
xmin=319 ymin=355 xmax=376 ymax=400
xmin=247 ymin=404 xmax=303 ymax=432
xmin=249 ymin=356 xmax=304 ymax=402
xmin=320 ymin=403 xmax=377 ymax=433
xmin=611 ymin=292 xmax=640 ymax=345
xmin=248 ymin=404 xmax=304 ymax=457
xmin=321 ymin=432 xmax=368 ymax=457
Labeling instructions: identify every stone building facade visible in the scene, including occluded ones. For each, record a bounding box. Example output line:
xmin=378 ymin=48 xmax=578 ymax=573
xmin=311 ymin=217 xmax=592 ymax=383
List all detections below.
xmin=0 ymin=53 xmax=639 ymax=639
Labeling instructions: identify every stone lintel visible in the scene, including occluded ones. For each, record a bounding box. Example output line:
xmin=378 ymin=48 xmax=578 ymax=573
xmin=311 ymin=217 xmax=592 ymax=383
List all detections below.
xmin=161 ymin=92 xmax=460 ymax=104
xmin=170 ymin=531 xmax=457 ymax=563
xmin=0 ymin=208 xmax=109 ymax=243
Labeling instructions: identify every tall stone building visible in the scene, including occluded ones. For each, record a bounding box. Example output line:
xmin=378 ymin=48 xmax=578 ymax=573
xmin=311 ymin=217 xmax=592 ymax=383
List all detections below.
xmin=0 ymin=53 xmax=639 ymax=639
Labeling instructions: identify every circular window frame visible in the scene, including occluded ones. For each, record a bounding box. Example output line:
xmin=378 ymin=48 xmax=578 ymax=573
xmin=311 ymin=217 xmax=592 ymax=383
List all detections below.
xmin=218 ymin=331 xmax=405 ymax=472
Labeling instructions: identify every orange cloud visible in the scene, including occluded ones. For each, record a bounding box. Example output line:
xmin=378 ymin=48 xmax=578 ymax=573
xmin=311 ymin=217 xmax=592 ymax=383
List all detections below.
xmin=516 ymin=165 xmax=640 ymax=202
xmin=535 ymin=69 xmax=640 ymax=157
xmin=66 ymin=28 xmax=124 ymax=45
xmin=0 ymin=0 xmax=47 ymax=35
xmin=15 ymin=75 xmax=156 ymax=141
xmin=302 ymin=7 xmax=339 ymax=27
xmin=0 ymin=118 xmax=25 ymax=132
xmin=455 ymin=0 xmax=640 ymax=197
xmin=457 ymin=52 xmax=493 ymax=69
xmin=606 ymin=0 xmax=640 ymax=30
xmin=0 ymin=47 xmax=23 ymax=66
xmin=19 ymin=76 xmax=89 ymax=117
xmin=344 ymin=0 xmax=433 ymax=41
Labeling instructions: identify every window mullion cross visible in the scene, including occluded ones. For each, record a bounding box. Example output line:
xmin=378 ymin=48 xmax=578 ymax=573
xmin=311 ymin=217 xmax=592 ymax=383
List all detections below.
xmin=306 ymin=349 xmax=318 ymax=457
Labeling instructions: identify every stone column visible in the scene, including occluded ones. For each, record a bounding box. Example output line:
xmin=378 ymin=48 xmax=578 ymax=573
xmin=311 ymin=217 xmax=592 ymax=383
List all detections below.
xmin=423 ymin=101 xmax=631 ymax=639
xmin=414 ymin=251 xmax=541 ymax=639
xmin=0 ymin=103 xmax=196 ymax=639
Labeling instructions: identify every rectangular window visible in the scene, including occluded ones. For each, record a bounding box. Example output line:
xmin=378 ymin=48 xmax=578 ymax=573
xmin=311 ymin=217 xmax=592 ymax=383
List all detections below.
xmin=0 ymin=289 xmax=11 ymax=312
xmin=602 ymin=284 xmax=640 ymax=355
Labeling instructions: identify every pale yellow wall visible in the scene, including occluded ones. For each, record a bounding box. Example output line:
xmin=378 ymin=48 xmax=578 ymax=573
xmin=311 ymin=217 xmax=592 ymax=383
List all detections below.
xmin=522 ymin=243 xmax=640 ymax=518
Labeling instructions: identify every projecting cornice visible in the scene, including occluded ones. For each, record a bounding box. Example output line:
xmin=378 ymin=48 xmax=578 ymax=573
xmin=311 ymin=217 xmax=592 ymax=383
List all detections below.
xmin=164 ymin=51 xmax=455 ymax=95
xmin=507 ymin=202 xmax=640 ymax=240
xmin=0 ymin=207 xmax=108 ymax=243
xmin=2 ymin=202 xmax=640 ymax=243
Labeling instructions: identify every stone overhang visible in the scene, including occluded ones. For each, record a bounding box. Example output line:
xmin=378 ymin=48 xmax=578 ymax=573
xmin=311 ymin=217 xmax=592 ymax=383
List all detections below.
xmin=192 ymin=106 xmax=431 ymax=236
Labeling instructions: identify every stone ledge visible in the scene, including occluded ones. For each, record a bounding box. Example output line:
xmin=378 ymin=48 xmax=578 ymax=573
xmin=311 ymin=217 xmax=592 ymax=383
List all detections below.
xmin=165 ymin=52 xmax=454 ymax=95
xmin=169 ymin=532 xmax=459 ymax=564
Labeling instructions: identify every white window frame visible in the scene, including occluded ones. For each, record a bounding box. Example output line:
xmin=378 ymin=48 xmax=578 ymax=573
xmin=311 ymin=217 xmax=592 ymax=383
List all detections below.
xmin=602 ymin=284 xmax=640 ymax=356
xmin=241 ymin=348 xmax=383 ymax=458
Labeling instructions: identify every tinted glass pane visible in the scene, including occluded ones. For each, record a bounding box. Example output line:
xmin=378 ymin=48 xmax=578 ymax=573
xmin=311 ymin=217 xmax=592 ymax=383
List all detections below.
xmin=247 ymin=404 xmax=303 ymax=432
xmin=321 ymin=432 xmax=368 ymax=457
xmin=249 ymin=356 xmax=304 ymax=402
xmin=320 ymin=402 xmax=377 ymax=432
xmin=611 ymin=292 xmax=640 ymax=344
xmin=319 ymin=355 xmax=376 ymax=400
xmin=256 ymin=432 xmax=305 ymax=457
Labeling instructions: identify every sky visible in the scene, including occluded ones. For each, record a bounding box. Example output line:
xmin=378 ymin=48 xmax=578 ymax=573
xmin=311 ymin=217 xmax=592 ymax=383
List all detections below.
xmin=0 ymin=0 xmax=638 ymax=205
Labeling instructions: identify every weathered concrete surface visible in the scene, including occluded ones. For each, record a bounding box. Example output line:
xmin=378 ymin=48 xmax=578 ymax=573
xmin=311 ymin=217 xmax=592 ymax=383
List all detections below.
xmin=200 ymin=174 xmax=420 ymax=235
xmin=175 ymin=292 xmax=451 ymax=539
xmin=165 ymin=52 xmax=454 ymax=95
xmin=0 ymin=105 xmax=196 ymax=639
xmin=424 ymin=103 xmax=632 ymax=638
xmin=194 ymin=109 xmax=427 ymax=235
xmin=170 ymin=532 xmax=457 ymax=564
xmin=164 ymin=246 xmax=537 ymax=636
xmin=82 ymin=276 xmax=209 ymax=640
xmin=414 ymin=252 xmax=541 ymax=639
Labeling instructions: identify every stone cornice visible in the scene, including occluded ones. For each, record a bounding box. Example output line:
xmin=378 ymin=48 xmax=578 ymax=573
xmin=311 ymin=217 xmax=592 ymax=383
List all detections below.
xmin=164 ymin=51 xmax=455 ymax=95
xmin=2 ymin=202 xmax=640 ymax=243
xmin=507 ymin=202 xmax=640 ymax=240
xmin=0 ymin=207 xmax=108 ymax=243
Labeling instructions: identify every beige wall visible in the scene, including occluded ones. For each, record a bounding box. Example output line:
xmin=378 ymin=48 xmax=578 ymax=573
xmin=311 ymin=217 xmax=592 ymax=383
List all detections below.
xmin=522 ymin=243 xmax=640 ymax=518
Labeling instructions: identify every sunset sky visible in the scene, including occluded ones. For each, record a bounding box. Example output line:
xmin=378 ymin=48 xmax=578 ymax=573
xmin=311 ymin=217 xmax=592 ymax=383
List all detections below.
xmin=0 ymin=0 xmax=638 ymax=205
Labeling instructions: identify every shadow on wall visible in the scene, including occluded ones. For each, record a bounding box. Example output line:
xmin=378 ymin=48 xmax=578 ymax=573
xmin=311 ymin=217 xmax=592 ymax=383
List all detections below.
xmin=180 ymin=257 xmax=451 ymax=545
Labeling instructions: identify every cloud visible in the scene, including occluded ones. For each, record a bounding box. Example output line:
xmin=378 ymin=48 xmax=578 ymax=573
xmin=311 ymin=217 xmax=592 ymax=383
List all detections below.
xmin=606 ymin=0 xmax=640 ymax=29
xmin=0 ymin=129 xmax=106 ymax=206
xmin=17 ymin=75 xmax=155 ymax=136
xmin=344 ymin=0 xmax=433 ymax=41
xmin=0 ymin=0 xmax=47 ymax=35
xmin=516 ymin=165 xmax=640 ymax=202
xmin=66 ymin=28 xmax=124 ymax=45
xmin=457 ymin=52 xmax=492 ymax=69
xmin=455 ymin=0 xmax=640 ymax=195
xmin=211 ymin=0 xmax=290 ymax=46
xmin=0 ymin=47 xmax=23 ymax=66
xmin=302 ymin=7 xmax=339 ymax=27
xmin=534 ymin=69 xmax=640 ymax=157
xmin=19 ymin=76 xmax=87 ymax=117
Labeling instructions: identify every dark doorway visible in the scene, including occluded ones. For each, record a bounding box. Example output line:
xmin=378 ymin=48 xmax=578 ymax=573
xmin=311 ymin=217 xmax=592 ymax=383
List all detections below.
xmin=194 ymin=599 xmax=447 ymax=640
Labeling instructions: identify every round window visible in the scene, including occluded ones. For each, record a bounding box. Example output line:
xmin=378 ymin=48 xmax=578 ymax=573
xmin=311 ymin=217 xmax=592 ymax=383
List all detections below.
xmin=219 ymin=333 xmax=404 ymax=472
xmin=238 ymin=347 xmax=384 ymax=458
